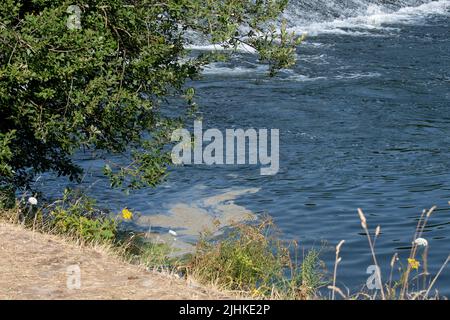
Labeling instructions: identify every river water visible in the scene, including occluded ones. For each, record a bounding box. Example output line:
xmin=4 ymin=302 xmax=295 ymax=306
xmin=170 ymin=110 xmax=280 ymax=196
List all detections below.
xmin=39 ymin=0 xmax=450 ymax=296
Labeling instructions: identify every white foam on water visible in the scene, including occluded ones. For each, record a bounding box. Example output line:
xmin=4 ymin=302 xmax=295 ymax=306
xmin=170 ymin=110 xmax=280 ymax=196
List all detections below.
xmin=137 ymin=188 xmax=260 ymax=237
xmin=186 ymin=43 xmax=257 ymax=53
xmin=281 ymin=74 xmax=328 ymax=82
xmin=187 ymin=1 xmax=450 ymax=77
xmin=287 ymin=0 xmax=450 ymax=36
xmin=201 ymin=63 xmax=269 ymax=76
xmin=334 ymin=72 xmax=382 ymax=80
xmin=282 ymin=71 xmax=381 ymax=83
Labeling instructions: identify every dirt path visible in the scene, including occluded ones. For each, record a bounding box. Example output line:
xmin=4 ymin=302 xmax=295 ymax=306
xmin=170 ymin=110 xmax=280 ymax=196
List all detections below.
xmin=0 ymin=223 xmax=227 ymax=300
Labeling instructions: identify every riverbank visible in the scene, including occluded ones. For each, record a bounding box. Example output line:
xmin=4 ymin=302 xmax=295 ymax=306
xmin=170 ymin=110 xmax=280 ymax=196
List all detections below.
xmin=0 ymin=222 xmax=228 ymax=300
xmin=0 ymin=193 xmax=324 ymax=300
xmin=1 ymin=196 xmax=446 ymax=300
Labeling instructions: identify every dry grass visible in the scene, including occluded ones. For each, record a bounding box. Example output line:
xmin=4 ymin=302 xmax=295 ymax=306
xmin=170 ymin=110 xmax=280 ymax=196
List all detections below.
xmin=1 ymin=192 xmax=448 ymax=300
xmin=329 ymin=206 xmax=448 ymax=300
xmin=0 ymin=195 xmax=237 ymax=300
xmin=0 ymin=222 xmax=230 ymax=300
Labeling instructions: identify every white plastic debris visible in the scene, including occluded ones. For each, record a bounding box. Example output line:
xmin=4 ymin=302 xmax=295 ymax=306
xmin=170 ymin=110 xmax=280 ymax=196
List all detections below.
xmin=168 ymin=230 xmax=177 ymax=237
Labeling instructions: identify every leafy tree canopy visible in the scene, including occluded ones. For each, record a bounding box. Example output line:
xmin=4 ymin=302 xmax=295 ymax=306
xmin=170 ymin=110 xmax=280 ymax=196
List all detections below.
xmin=0 ymin=0 xmax=300 ymax=193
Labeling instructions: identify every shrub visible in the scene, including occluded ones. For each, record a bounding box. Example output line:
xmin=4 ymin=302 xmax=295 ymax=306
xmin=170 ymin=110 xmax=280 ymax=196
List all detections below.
xmin=48 ymin=190 xmax=118 ymax=243
xmin=122 ymin=234 xmax=174 ymax=269
xmin=187 ymin=218 xmax=326 ymax=299
xmin=0 ymin=0 xmax=300 ymax=192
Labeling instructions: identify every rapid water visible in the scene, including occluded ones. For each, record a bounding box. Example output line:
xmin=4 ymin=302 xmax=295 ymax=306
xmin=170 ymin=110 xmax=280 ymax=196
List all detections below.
xmin=39 ymin=0 xmax=450 ymax=296
xmin=284 ymin=0 xmax=450 ymax=35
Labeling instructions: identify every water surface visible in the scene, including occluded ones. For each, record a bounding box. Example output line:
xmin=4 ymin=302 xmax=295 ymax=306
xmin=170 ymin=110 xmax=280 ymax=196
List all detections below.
xmin=39 ymin=0 xmax=450 ymax=295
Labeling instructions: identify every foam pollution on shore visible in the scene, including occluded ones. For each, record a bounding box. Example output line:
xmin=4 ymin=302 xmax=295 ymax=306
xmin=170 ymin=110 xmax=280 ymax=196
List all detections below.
xmin=136 ymin=188 xmax=260 ymax=252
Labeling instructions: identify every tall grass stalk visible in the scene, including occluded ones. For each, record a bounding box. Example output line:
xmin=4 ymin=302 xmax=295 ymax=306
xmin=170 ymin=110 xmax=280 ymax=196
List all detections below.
xmin=388 ymin=252 xmax=398 ymax=297
xmin=424 ymin=255 xmax=449 ymax=300
xmin=400 ymin=206 xmax=436 ymax=299
xmin=331 ymin=240 xmax=344 ymax=300
xmin=357 ymin=208 xmax=386 ymax=300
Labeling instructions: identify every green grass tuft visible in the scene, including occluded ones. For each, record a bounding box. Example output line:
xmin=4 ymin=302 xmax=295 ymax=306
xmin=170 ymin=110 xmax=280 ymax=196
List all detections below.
xmin=186 ymin=217 xmax=326 ymax=299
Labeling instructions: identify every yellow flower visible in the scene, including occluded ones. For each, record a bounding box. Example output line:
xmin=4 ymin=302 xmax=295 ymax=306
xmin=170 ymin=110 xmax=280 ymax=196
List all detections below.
xmin=251 ymin=288 xmax=261 ymax=297
xmin=408 ymin=258 xmax=420 ymax=270
xmin=122 ymin=208 xmax=133 ymax=220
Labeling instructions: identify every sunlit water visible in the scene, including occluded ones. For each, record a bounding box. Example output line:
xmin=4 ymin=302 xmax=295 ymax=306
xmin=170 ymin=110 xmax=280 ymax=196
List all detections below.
xmin=38 ymin=0 xmax=450 ymax=296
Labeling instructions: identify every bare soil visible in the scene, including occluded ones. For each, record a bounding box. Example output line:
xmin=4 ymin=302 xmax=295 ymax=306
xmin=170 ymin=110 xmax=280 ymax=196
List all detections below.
xmin=0 ymin=223 xmax=228 ymax=300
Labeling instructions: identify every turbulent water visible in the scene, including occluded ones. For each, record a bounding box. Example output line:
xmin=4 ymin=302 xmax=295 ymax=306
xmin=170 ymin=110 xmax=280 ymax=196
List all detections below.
xmin=286 ymin=0 xmax=439 ymax=23
xmin=39 ymin=0 xmax=450 ymax=295
xmin=283 ymin=0 xmax=450 ymax=35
